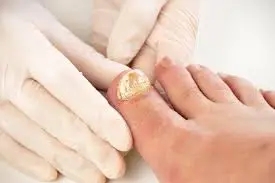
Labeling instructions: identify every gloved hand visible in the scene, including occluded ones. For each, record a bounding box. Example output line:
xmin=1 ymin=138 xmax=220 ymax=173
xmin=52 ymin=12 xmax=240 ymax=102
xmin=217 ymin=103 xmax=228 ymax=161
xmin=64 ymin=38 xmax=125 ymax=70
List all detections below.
xmin=91 ymin=0 xmax=199 ymax=81
xmin=128 ymin=0 xmax=199 ymax=81
xmin=0 ymin=1 xmax=132 ymax=183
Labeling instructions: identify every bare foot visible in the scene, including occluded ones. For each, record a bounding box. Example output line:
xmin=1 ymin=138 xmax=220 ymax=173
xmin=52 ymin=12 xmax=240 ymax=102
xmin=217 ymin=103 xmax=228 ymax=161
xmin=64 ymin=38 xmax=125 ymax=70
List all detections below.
xmin=107 ymin=58 xmax=275 ymax=183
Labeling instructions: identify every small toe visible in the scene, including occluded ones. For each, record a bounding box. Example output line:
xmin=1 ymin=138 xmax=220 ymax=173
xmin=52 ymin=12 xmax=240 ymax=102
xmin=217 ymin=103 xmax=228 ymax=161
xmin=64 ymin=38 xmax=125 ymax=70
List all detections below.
xmin=262 ymin=91 xmax=275 ymax=109
xmin=187 ymin=65 xmax=238 ymax=103
xmin=155 ymin=58 xmax=211 ymax=119
xmin=220 ymin=74 xmax=268 ymax=107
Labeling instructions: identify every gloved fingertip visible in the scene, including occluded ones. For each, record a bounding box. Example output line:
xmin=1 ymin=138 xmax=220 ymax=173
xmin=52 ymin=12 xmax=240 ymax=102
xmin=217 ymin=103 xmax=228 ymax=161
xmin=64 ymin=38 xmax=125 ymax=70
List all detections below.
xmin=104 ymin=152 xmax=126 ymax=179
xmin=107 ymin=45 xmax=133 ymax=65
xmin=40 ymin=167 xmax=59 ymax=182
xmin=32 ymin=165 xmax=58 ymax=182
xmin=131 ymin=45 xmax=157 ymax=82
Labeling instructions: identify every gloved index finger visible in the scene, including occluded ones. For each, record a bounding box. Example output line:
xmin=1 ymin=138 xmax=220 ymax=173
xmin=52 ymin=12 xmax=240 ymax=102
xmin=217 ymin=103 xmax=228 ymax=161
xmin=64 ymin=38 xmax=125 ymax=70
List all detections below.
xmin=132 ymin=0 xmax=200 ymax=81
xmin=5 ymin=15 xmax=133 ymax=152
xmin=107 ymin=0 xmax=168 ymax=64
xmin=16 ymin=0 xmax=130 ymax=90
xmin=30 ymin=44 xmax=133 ymax=152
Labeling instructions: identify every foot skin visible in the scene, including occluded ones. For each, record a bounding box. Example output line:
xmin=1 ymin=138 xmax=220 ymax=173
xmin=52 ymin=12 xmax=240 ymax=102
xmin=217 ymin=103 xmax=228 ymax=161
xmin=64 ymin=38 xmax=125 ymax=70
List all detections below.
xmin=108 ymin=58 xmax=275 ymax=183
xmin=262 ymin=90 xmax=275 ymax=109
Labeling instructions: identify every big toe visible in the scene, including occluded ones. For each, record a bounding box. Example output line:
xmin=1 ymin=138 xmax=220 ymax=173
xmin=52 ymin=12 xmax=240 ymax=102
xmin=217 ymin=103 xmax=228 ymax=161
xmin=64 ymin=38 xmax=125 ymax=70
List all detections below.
xmin=107 ymin=69 xmax=190 ymax=172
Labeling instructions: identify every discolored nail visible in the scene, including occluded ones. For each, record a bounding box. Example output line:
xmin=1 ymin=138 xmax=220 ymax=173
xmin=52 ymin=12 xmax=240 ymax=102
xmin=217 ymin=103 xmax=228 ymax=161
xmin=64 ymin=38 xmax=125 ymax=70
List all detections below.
xmin=117 ymin=70 xmax=151 ymax=101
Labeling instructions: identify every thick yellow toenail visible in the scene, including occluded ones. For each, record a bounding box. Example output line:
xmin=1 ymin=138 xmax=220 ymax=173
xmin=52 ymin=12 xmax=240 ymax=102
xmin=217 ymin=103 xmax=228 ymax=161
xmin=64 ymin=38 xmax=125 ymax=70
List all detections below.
xmin=117 ymin=70 xmax=151 ymax=101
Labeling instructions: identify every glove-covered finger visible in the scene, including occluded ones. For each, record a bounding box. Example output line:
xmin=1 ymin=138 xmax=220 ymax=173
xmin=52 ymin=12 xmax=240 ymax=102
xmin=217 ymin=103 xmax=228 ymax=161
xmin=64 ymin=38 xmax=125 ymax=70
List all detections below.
xmin=107 ymin=0 xmax=168 ymax=64
xmin=0 ymin=128 xmax=57 ymax=181
xmin=11 ymin=79 xmax=125 ymax=179
xmin=132 ymin=0 xmax=200 ymax=81
xmin=0 ymin=102 xmax=105 ymax=183
xmin=2 ymin=12 xmax=132 ymax=152
xmin=11 ymin=0 xmax=129 ymax=90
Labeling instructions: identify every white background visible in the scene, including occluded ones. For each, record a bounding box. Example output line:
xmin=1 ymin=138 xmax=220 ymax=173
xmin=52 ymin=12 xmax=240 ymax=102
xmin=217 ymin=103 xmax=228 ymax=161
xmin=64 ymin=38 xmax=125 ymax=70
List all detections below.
xmin=0 ymin=0 xmax=275 ymax=183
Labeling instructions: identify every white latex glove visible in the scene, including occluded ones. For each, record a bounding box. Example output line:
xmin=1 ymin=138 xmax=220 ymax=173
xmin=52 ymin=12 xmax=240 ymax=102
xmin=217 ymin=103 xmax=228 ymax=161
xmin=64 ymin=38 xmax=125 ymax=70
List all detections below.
xmin=130 ymin=0 xmax=199 ymax=81
xmin=91 ymin=0 xmax=199 ymax=81
xmin=91 ymin=0 xmax=167 ymax=65
xmin=0 ymin=1 xmax=132 ymax=183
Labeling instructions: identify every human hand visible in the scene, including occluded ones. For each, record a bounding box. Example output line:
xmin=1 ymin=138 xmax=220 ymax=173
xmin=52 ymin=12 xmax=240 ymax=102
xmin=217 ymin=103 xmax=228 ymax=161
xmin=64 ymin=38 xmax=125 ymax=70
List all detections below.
xmin=91 ymin=0 xmax=166 ymax=64
xmin=0 ymin=1 xmax=132 ymax=183
xmin=107 ymin=58 xmax=275 ymax=183
xmin=94 ymin=0 xmax=199 ymax=81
